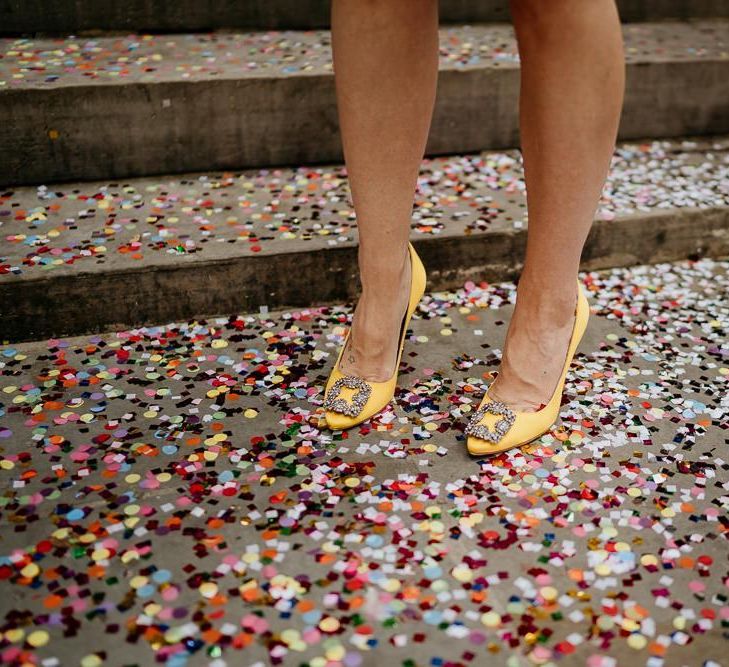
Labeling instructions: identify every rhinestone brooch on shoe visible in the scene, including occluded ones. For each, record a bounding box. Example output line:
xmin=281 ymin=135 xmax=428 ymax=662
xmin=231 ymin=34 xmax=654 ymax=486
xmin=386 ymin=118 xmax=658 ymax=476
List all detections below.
xmin=464 ymin=400 xmax=516 ymax=444
xmin=323 ymin=376 xmax=372 ymax=417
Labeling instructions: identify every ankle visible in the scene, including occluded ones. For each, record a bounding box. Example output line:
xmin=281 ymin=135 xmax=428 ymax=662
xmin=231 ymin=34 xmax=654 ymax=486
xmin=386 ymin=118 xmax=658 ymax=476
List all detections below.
xmin=515 ymin=275 xmax=578 ymax=325
xmin=359 ymin=246 xmax=410 ymax=292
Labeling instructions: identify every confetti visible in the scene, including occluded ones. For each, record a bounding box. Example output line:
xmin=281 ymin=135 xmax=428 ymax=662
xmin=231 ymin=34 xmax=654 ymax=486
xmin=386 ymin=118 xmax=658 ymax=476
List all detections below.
xmin=1 ymin=137 xmax=727 ymax=277
xmin=0 ymin=257 xmax=726 ymax=666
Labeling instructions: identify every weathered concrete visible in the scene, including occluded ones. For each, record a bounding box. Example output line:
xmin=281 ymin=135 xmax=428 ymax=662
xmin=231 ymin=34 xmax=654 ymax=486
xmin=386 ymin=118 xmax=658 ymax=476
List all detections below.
xmin=2 ymin=207 xmax=727 ymax=342
xmin=2 ymin=136 xmax=727 ymax=341
xmin=1 ymin=0 xmax=728 ymax=33
xmin=1 ymin=22 xmax=728 ymax=185
xmin=0 ymin=257 xmax=726 ymax=666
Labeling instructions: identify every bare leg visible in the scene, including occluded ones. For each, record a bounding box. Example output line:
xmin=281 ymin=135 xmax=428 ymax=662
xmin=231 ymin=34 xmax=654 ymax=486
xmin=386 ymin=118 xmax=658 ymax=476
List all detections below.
xmin=490 ymin=0 xmax=625 ymax=410
xmin=331 ymin=0 xmax=439 ymax=381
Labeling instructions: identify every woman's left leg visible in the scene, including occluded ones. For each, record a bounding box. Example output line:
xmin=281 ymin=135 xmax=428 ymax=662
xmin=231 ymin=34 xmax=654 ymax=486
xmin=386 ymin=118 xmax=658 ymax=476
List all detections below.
xmin=489 ymin=0 xmax=625 ymax=411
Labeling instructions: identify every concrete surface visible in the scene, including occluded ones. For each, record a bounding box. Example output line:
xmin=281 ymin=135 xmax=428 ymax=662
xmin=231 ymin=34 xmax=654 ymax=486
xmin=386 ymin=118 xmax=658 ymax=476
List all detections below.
xmin=1 ymin=0 xmax=729 ymax=33
xmin=1 ymin=137 xmax=728 ymax=342
xmin=1 ymin=21 xmax=728 ymax=185
xmin=0 ymin=257 xmax=726 ymax=666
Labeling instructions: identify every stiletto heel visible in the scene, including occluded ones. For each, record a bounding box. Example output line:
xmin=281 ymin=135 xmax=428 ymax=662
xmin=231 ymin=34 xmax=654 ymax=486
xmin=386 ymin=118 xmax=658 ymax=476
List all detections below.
xmin=465 ymin=279 xmax=590 ymax=455
xmin=323 ymin=242 xmax=427 ymax=430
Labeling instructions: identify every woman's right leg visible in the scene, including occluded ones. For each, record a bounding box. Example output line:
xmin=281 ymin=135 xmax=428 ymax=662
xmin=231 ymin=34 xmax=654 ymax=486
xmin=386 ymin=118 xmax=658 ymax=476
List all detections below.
xmin=331 ymin=0 xmax=439 ymax=382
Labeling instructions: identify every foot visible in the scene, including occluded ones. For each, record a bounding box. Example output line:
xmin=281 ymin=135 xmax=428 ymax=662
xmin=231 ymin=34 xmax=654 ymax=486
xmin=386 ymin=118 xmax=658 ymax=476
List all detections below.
xmin=337 ymin=248 xmax=412 ymax=383
xmin=487 ymin=277 xmax=579 ymax=413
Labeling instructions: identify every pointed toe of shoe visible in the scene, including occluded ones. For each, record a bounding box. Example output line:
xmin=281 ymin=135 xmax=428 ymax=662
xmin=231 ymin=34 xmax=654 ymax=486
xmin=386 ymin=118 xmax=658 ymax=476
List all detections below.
xmin=466 ymin=427 xmax=538 ymax=456
xmin=465 ymin=401 xmax=556 ymax=456
xmin=324 ymin=410 xmax=358 ymax=431
xmin=466 ymin=434 xmax=497 ymax=456
xmin=324 ymin=389 xmax=392 ymax=431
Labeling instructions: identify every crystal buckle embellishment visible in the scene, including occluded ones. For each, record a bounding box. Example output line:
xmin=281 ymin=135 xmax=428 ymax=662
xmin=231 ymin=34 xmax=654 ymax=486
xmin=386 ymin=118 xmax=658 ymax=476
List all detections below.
xmin=324 ymin=376 xmax=372 ymax=417
xmin=465 ymin=400 xmax=516 ymax=444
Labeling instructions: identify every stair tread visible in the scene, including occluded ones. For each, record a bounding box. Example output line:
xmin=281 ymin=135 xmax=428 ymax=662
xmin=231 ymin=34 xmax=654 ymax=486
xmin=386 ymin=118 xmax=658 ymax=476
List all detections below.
xmin=2 ymin=20 xmax=728 ymax=90
xmin=2 ymin=136 xmax=727 ymax=282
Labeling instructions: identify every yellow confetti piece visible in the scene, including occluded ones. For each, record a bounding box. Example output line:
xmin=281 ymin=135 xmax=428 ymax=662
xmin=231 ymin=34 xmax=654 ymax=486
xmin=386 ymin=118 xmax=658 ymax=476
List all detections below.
xmin=481 ymin=611 xmax=501 ymax=628
xmin=325 ymin=644 xmax=345 ymax=661
xmin=199 ymin=582 xmax=218 ymax=598
xmin=27 ymin=630 xmax=49 ymax=647
xmin=621 ymin=618 xmax=640 ymax=632
xmin=5 ymin=628 xmax=24 ymax=643
xmin=319 ymin=616 xmax=340 ymax=633
xmin=244 ymin=408 xmax=258 ymax=418
xmin=595 ymin=563 xmax=612 ymax=576
xmin=281 ymin=629 xmax=300 ymax=644
xmin=21 ymin=563 xmax=40 ymax=578
xmin=540 ymin=586 xmax=558 ymax=601
xmin=383 ymin=579 xmax=401 ymax=593
xmin=144 ymin=603 xmax=161 ymax=617
xmin=596 ymin=615 xmax=614 ymax=630
xmin=451 ymin=564 xmax=473 ymax=583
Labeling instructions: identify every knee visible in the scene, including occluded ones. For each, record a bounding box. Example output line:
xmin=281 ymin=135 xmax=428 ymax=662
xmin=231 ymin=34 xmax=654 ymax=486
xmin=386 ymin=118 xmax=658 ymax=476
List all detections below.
xmin=509 ymin=0 xmax=559 ymax=25
xmin=509 ymin=1 xmax=569 ymax=46
xmin=510 ymin=0 xmax=616 ymax=33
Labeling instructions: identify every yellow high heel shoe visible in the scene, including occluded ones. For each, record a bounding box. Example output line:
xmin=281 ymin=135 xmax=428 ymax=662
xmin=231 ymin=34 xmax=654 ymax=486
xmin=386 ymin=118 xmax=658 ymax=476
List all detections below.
xmin=465 ymin=280 xmax=590 ymax=456
xmin=323 ymin=242 xmax=427 ymax=430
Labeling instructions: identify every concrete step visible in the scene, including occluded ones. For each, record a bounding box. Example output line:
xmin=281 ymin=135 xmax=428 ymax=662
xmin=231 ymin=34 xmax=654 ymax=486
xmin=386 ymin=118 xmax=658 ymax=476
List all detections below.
xmin=0 ymin=255 xmax=725 ymax=667
xmin=2 ymin=0 xmax=729 ymax=34
xmin=1 ymin=136 xmax=727 ymax=342
xmin=1 ymin=21 xmax=729 ymax=186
